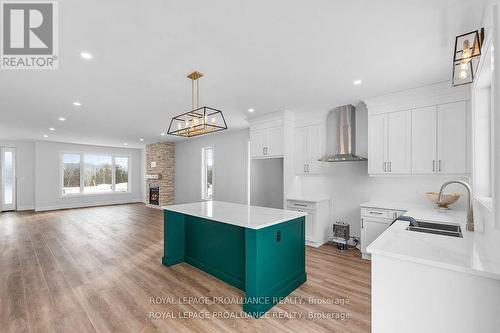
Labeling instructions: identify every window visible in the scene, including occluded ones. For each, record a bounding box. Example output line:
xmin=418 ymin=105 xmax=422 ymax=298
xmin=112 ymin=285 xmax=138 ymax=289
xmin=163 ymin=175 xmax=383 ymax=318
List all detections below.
xmin=63 ymin=153 xmax=81 ymax=195
xmin=115 ymin=157 xmax=129 ymax=192
xmin=201 ymin=147 xmax=214 ymax=200
xmin=84 ymin=155 xmax=113 ymax=193
xmin=61 ymin=153 xmax=130 ymax=196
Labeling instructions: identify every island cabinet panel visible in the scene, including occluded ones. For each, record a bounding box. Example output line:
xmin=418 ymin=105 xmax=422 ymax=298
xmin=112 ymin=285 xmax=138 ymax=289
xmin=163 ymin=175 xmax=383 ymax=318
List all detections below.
xmin=162 ymin=210 xmax=246 ymax=290
xmin=162 ymin=209 xmax=306 ymax=318
xmin=184 ymin=215 xmax=246 ymax=290
xmin=162 ymin=211 xmax=186 ymax=266
xmin=244 ymin=217 xmax=307 ymax=318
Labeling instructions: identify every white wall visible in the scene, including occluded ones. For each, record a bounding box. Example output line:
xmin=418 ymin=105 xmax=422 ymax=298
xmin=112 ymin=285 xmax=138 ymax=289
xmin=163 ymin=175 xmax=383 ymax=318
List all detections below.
xmin=0 ymin=140 xmax=35 ymax=210
xmin=175 ymin=129 xmax=249 ymax=204
xmin=34 ymin=141 xmax=143 ymax=211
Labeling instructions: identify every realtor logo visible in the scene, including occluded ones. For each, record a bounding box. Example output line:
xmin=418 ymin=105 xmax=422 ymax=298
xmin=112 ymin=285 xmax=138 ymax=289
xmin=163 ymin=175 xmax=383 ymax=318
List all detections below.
xmin=1 ymin=1 xmax=58 ymax=69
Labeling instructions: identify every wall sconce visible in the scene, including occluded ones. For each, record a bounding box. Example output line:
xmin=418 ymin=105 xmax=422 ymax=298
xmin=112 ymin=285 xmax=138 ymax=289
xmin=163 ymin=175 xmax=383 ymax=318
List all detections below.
xmin=452 ymin=28 xmax=484 ymax=86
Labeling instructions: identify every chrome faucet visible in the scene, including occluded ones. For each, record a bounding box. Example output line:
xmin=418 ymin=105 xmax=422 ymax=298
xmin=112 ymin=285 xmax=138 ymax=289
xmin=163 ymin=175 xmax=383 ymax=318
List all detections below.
xmin=438 ymin=180 xmax=474 ymax=231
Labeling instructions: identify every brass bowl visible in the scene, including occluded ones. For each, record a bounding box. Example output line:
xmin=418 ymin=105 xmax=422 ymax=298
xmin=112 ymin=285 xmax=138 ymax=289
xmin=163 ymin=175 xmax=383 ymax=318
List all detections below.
xmin=425 ymin=192 xmax=461 ymax=209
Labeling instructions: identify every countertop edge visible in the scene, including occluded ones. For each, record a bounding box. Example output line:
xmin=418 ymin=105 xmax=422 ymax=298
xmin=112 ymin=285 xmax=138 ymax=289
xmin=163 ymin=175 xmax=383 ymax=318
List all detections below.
xmin=163 ymin=206 xmax=307 ymax=230
xmin=367 ymin=244 xmax=500 ymax=281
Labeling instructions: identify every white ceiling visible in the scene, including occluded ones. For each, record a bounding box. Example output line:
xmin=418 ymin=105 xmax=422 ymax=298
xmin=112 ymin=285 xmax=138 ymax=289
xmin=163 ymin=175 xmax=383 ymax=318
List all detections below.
xmin=0 ymin=0 xmax=486 ymax=148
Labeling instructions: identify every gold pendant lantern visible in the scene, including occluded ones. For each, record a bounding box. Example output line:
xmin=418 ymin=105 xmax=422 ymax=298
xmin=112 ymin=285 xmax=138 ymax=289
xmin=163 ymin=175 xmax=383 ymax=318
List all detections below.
xmin=167 ymin=71 xmax=227 ymax=137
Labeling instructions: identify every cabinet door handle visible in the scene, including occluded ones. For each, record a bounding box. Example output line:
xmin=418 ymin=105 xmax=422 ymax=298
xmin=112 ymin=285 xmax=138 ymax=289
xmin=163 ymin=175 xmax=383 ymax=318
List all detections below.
xmin=304 ymin=164 xmax=307 ymax=173
xmin=369 ymin=211 xmax=383 ymax=215
xmin=295 ymin=203 xmax=308 ymax=207
xmin=383 ymin=162 xmax=387 ymax=172
xmin=262 ymin=147 xmax=265 ymax=156
xmin=433 ymin=160 xmax=435 ymax=172
xmin=307 ymin=164 xmax=310 ymax=173
xmin=438 ymin=160 xmax=442 ymax=172
xmin=389 ymin=162 xmax=392 ymax=172
xmin=361 ymin=218 xmax=364 ymax=229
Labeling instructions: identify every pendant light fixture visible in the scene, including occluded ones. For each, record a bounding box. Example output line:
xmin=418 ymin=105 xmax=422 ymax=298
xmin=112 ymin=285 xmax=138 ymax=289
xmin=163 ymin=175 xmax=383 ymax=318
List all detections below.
xmin=452 ymin=28 xmax=484 ymax=87
xmin=167 ymin=71 xmax=227 ymax=138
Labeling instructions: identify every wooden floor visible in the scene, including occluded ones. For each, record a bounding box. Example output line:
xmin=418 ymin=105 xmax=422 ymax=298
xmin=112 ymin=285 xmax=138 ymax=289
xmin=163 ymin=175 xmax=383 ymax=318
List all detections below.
xmin=0 ymin=204 xmax=371 ymax=333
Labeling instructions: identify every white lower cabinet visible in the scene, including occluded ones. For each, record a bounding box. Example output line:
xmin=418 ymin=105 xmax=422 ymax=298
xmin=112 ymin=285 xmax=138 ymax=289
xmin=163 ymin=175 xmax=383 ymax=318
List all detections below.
xmin=304 ymin=212 xmax=314 ymax=242
xmin=286 ymin=198 xmax=331 ymax=247
xmin=360 ymin=206 xmax=405 ymax=260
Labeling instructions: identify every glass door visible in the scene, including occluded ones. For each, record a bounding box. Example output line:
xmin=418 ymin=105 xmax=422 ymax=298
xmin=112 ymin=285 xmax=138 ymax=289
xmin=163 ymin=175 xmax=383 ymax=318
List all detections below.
xmin=1 ymin=147 xmax=16 ymax=211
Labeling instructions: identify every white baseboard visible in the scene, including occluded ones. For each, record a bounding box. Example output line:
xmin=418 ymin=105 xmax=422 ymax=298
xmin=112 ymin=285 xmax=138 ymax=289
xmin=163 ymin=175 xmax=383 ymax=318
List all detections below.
xmin=35 ymin=198 xmax=144 ymax=212
xmin=17 ymin=205 xmax=35 ymax=211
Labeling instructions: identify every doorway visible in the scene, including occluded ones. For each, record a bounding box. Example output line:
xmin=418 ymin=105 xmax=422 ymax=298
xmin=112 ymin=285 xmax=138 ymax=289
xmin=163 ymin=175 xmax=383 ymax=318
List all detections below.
xmin=1 ymin=147 xmax=16 ymax=211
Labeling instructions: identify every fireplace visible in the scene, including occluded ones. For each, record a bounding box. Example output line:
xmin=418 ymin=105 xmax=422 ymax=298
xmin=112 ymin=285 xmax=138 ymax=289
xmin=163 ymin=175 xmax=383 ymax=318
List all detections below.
xmin=149 ymin=186 xmax=159 ymax=206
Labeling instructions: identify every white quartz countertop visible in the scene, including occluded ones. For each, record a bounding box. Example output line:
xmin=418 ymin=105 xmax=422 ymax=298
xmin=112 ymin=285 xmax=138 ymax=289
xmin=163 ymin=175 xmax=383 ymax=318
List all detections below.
xmin=286 ymin=195 xmax=331 ymax=202
xmin=363 ymin=201 xmax=500 ymax=280
xmin=162 ymin=201 xmax=307 ymax=230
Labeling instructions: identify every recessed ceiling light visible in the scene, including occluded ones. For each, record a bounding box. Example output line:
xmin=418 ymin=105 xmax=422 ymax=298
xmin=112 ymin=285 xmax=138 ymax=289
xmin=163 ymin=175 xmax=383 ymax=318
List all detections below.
xmin=73 ymin=101 xmax=82 ymax=107
xmin=59 ymin=117 xmax=66 ymax=121
xmin=80 ymin=52 xmax=93 ymax=60
xmin=123 ymin=143 xmax=128 ymax=146
xmin=248 ymin=108 xmax=255 ymax=113
xmin=43 ymin=134 xmax=48 ymax=138
xmin=353 ymin=80 xmax=363 ymax=85
xmin=140 ymin=138 xmax=144 ymax=142
xmin=49 ymin=127 xmax=55 ymax=131
xmin=160 ymin=132 xmax=165 ymax=136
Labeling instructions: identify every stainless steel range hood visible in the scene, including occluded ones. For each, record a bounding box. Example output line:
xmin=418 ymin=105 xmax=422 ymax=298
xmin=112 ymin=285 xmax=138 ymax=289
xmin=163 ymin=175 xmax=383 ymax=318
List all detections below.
xmin=320 ymin=105 xmax=367 ymax=162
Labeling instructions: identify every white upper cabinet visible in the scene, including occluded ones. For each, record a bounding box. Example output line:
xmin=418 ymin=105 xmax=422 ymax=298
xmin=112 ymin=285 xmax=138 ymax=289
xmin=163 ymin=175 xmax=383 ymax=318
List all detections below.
xmin=368 ymin=114 xmax=387 ymax=174
xmin=295 ymin=123 xmax=324 ymax=175
xmin=266 ymin=126 xmax=284 ymax=157
xmin=410 ymin=102 xmax=468 ymax=175
xmin=437 ymin=101 xmax=467 ymax=174
xmin=250 ymin=129 xmax=267 ymax=157
xmin=412 ymin=106 xmax=437 ymax=174
xmin=250 ymin=126 xmax=284 ymax=158
xmin=295 ymin=127 xmax=308 ymax=173
xmin=368 ymin=110 xmax=411 ymax=174
xmin=365 ymin=82 xmax=470 ymax=176
xmin=387 ymin=110 xmax=412 ymax=174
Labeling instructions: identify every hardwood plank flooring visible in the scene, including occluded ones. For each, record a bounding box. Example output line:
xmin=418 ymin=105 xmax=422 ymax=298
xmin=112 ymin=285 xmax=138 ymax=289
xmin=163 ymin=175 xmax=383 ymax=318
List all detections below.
xmin=0 ymin=204 xmax=371 ymax=333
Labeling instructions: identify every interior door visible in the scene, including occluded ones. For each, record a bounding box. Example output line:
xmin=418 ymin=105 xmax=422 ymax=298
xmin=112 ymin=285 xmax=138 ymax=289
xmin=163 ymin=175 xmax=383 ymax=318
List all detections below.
xmin=387 ymin=110 xmax=412 ymax=174
xmin=368 ymin=114 xmax=387 ymax=174
xmin=437 ymin=101 xmax=467 ymax=174
xmin=1 ymin=147 xmax=16 ymax=211
xmin=412 ymin=106 xmax=437 ymax=174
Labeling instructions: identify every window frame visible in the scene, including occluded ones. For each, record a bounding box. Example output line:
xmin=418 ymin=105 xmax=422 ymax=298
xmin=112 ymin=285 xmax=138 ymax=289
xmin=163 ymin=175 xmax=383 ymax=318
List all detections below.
xmin=201 ymin=146 xmax=215 ymax=201
xmin=60 ymin=151 xmax=131 ymax=197
xmin=472 ymin=34 xmax=494 ymax=211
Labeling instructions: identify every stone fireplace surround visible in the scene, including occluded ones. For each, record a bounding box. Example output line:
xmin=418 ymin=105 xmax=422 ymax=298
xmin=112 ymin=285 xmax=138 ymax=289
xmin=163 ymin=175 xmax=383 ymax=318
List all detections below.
xmin=145 ymin=142 xmax=175 ymax=207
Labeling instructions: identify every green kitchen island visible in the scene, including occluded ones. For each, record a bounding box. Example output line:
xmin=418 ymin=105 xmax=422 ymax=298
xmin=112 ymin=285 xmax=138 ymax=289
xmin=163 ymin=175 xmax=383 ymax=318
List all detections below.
xmin=162 ymin=201 xmax=307 ymax=318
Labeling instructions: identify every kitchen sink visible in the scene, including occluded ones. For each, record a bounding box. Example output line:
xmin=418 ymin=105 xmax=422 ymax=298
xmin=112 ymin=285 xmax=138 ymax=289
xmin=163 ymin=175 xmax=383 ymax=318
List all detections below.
xmin=407 ymin=221 xmax=462 ymax=238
